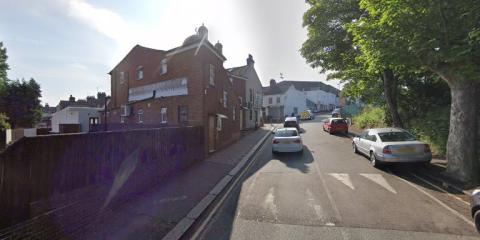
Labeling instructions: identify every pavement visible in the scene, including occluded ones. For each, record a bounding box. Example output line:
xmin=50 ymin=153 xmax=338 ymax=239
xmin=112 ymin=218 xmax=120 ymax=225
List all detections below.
xmin=79 ymin=125 xmax=277 ymax=240
xmin=197 ymin=114 xmax=479 ymax=240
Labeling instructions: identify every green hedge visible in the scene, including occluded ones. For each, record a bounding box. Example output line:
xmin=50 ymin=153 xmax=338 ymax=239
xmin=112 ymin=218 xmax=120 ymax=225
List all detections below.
xmin=353 ymin=106 xmax=386 ymax=129
xmin=408 ymin=106 xmax=450 ymax=156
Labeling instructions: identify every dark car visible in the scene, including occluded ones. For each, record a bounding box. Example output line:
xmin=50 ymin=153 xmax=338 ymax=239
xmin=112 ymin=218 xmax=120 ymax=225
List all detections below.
xmin=472 ymin=189 xmax=480 ymax=233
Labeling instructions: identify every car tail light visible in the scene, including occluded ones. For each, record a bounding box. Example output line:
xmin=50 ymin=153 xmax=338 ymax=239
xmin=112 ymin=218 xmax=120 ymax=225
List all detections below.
xmin=294 ymin=139 xmax=302 ymax=144
xmin=424 ymin=144 xmax=431 ymax=153
xmin=272 ymin=139 xmax=279 ymax=144
xmin=383 ymin=146 xmax=392 ymax=154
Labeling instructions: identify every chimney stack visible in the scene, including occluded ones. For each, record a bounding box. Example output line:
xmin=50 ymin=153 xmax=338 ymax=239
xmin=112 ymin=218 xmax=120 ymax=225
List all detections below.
xmin=215 ymin=41 xmax=223 ymax=55
xmin=270 ymin=79 xmax=276 ymax=87
xmin=69 ymin=95 xmax=75 ymax=102
xmin=247 ymin=54 xmax=255 ymax=67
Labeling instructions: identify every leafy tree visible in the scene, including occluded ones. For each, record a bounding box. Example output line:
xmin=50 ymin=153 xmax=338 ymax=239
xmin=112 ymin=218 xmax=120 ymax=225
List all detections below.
xmin=3 ymin=79 xmax=42 ymax=128
xmin=301 ymin=0 xmax=404 ymax=127
xmin=348 ymin=0 xmax=480 ymax=183
xmin=0 ymin=42 xmax=8 ymax=85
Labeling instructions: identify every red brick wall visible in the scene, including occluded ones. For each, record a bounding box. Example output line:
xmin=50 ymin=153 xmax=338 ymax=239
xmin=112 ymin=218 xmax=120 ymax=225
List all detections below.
xmin=107 ymin=43 xmax=244 ymax=154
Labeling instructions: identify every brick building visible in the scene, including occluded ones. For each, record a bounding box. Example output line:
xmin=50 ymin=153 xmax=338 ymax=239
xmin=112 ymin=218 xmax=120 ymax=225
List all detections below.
xmin=106 ymin=25 xmax=245 ymax=154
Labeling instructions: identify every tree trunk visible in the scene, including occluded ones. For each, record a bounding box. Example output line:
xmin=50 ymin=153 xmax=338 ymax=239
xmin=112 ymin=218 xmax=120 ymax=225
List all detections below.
xmin=383 ymin=69 xmax=403 ymax=128
xmin=446 ymin=80 xmax=479 ymax=184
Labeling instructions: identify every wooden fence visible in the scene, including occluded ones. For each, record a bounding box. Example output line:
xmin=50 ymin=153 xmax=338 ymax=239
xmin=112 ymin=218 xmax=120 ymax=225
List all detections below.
xmin=0 ymin=126 xmax=204 ymax=228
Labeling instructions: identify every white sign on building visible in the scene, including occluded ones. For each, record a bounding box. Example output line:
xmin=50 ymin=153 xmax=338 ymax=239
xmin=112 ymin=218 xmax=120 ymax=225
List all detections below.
xmin=128 ymin=78 xmax=188 ymax=102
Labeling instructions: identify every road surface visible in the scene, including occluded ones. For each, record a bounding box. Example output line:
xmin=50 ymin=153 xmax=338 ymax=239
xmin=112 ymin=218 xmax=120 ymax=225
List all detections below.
xmin=197 ymin=114 xmax=478 ymax=240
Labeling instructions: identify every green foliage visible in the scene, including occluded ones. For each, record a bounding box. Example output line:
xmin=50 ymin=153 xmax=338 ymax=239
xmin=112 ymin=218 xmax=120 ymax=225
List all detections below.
xmin=2 ymin=78 xmax=42 ymax=128
xmin=349 ymin=0 xmax=480 ymax=81
xmin=0 ymin=113 xmax=10 ymax=130
xmin=353 ymin=106 xmax=386 ymax=129
xmin=408 ymin=107 xmax=450 ymax=156
xmin=0 ymin=42 xmax=8 ymax=84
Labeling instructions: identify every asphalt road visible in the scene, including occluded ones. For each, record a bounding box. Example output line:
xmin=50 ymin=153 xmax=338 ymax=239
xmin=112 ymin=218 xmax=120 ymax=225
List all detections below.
xmin=197 ymin=114 xmax=479 ymax=240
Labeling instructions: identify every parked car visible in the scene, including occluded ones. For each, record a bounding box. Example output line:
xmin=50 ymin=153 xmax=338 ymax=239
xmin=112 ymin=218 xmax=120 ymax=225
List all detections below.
xmin=300 ymin=110 xmax=314 ymax=120
xmin=352 ymin=128 xmax=432 ymax=167
xmin=472 ymin=189 xmax=480 ymax=233
xmin=272 ymin=128 xmax=303 ymax=154
xmin=323 ymin=118 xmax=348 ymax=135
xmin=284 ymin=117 xmax=300 ymax=131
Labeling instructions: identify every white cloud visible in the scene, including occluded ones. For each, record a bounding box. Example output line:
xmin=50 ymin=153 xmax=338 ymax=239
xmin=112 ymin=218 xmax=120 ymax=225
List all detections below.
xmin=67 ymin=0 xmax=136 ymax=49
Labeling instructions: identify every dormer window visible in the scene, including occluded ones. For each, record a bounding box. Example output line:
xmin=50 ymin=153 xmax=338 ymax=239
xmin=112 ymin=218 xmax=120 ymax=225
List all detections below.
xmin=136 ymin=66 xmax=144 ymax=80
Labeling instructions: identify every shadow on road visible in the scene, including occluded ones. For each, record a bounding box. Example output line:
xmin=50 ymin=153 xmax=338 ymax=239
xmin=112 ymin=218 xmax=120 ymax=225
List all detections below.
xmin=274 ymin=146 xmax=314 ymax=174
xmin=195 ymin=137 xmax=317 ymax=239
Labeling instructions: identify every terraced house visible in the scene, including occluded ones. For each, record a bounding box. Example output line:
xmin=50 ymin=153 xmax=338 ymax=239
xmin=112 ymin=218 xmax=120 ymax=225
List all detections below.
xmin=105 ymin=25 xmax=245 ymax=154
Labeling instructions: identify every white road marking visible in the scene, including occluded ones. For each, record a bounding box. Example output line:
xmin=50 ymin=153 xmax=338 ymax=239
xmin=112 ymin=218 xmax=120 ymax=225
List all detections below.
xmin=389 ymin=170 xmax=475 ymax=227
xmin=264 ymin=187 xmax=278 ymax=221
xmin=155 ymin=195 xmax=187 ymax=204
xmin=360 ymin=173 xmax=397 ymax=194
xmin=328 ymin=173 xmax=355 ymax=190
xmin=410 ymin=173 xmax=470 ymax=206
xmin=306 ymin=189 xmax=325 ymax=222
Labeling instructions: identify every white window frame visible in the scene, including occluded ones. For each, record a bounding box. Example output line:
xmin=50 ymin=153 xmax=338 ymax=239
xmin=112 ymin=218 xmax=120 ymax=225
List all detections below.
xmin=119 ymin=71 xmax=125 ymax=84
xmin=217 ymin=116 xmax=222 ymax=131
xmin=160 ymin=59 xmax=167 ymax=75
xmin=223 ymin=90 xmax=228 ymax=108
xmin=209 ymin=64 xmax=215 ymax=86
xmin=138 ymin=109 xmax=144 ymax=123
xmin=160 ymin=107 xmax=167 ymax=124
xmin=136 ymin=66 xmax=144 ymax=80
xmin=120 ymin=115 xmax=125 ymax=123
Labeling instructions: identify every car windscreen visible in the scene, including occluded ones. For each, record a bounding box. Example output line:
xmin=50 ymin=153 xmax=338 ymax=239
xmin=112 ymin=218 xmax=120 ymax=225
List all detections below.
xmin=275 ymin=129 xmax=298 ymax=137
xmin=284 ymin=121 xmax=298 ymax=128
xmin=378 ymin=132 xmax=416 ymax=142
xmin=332 ymin=119 xmax=346 ymax=125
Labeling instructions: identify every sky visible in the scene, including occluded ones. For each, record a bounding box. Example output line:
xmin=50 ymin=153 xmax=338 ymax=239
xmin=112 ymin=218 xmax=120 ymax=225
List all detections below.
xmin=0 ymin=0 xmax=340 ymax=106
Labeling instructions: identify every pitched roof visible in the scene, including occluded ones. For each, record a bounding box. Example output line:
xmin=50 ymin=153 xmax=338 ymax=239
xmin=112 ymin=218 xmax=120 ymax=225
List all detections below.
xmin=262 ymin=83 xmax=291 ymax=95
xmin=227 ymin=65 xmax=249 ymax=78
xmin=263 ymin=80 xmax=340 ymax=96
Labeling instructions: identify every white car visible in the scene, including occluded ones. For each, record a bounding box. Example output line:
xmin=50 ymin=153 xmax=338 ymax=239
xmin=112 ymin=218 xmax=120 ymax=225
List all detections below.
xmin=272 ymin=128 xmax=303 ymax=154
xmin=352 ymin=128 xmax=432 ymax=167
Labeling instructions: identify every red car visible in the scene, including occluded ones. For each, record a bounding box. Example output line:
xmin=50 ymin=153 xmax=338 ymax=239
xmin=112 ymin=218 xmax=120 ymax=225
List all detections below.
xmin=323 ymin=118 xmax=348 ymax=135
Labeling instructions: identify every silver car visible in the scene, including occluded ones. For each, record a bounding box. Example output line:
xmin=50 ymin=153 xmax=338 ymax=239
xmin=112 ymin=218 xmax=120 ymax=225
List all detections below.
xmin=352 ymin=128 xmax=432 ymax=167
xmin=272 ymin=128 xmax=303 ymax=154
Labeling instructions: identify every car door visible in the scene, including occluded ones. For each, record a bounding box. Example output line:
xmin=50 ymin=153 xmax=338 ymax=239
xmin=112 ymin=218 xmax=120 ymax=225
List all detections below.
xmin=356 ymin=130 xmax=369 ymax=153
xmin=364 ymin=132 xmax=378 ymax=153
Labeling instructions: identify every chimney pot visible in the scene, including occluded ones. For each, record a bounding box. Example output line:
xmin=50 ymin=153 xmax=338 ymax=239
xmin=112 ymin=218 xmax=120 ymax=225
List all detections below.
xmin=247 ymin=54 xmax=255 ymax=66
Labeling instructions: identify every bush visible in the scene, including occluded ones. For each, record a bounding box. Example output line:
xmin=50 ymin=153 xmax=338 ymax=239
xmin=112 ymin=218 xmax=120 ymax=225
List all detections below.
xmin=408 ymin=106 xmax=450 ymax=157
xmin=353 ymin=106 xmax=386 ymax=129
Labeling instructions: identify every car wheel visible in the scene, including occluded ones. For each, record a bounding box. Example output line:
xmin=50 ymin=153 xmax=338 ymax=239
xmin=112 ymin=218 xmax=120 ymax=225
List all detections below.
xmin=475 ymin=210 xmax=480 ymax=233
xmin=329 ymin=130 xmax=333 ymax=135
xmin=353 ymin=143 xmax=358 ymax=154
xmin=370 ymin=152 xmax=380 ymax=168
